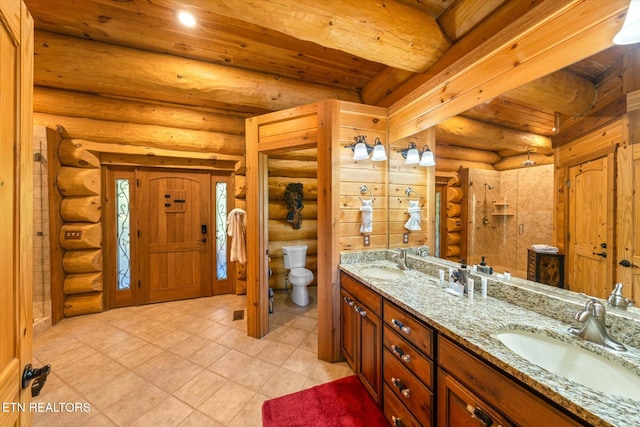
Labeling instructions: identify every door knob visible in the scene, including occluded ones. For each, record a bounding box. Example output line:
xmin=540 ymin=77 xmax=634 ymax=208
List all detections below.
xmin=620 ymin=260 xmax=639 ymax=268
xmin=22 ymin=364 xmax=51 ymax=397
xmin=592 ymin=251 xmax=607 ymax=258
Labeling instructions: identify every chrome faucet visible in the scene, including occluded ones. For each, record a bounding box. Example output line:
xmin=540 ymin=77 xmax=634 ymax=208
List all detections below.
xmin=569 ymin=299 xmax=626 ymax=351
xmin=394 ymin=249 xmax=410 ymax=270
xmin=607 ymin=283 xmax=635 ymax=310
xmin=416 ymin=246 xmax=430 ymax=257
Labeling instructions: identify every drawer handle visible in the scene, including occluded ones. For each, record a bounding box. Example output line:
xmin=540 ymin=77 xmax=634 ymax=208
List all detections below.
xmin=466 ymin=404 xmax=499 ymax=427
xmin=343 ymin=296 xmax=355 ymax=307
xmin=391 ymin=344 xmax=411 ymax=363
xmin=391 ymin=377 xmax=411 ymax=398
xmin=354 ymin=306 xmax=367 ymax=317
xmin=391 ymin=415 xmax=405 ymax=427
xmin=392 ymin=319 xmax=411 ymax=334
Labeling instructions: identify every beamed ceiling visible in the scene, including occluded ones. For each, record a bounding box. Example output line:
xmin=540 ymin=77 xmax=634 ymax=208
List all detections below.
xmin=23 ymin=0 xmax=637 ymax=157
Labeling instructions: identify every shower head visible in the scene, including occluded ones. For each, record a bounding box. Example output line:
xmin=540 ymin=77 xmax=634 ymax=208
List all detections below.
xmin=484 ymin=183 xmax=494 ymax=190
xmin=522 ymin=151 xmax=537 ymax=166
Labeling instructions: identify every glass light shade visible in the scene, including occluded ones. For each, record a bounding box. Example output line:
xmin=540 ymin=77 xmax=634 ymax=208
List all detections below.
xmin=419 ymin=149 xmax=435 ymax=166
xmin=352 ymin=142 xmax=369 ymax=160
xmin=614 ymin=0 xmax=640 ymax=45
xmin=371 ymin=143 xmax=387 ymax=161
xmin=405 ymin=147 xmax=420 ymax=164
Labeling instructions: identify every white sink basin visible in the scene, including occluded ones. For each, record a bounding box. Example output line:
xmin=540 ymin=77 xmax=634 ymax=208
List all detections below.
xmin=359 ymin=266 xmax=405 ymax=280
xmin=496 ymin=329 xmax=640 ymax=400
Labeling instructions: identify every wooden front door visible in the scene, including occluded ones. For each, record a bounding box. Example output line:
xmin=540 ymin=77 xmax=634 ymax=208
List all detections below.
xmin=0 ymin=1 xmax=34 ymax=424
xmin=139 ymin=169 xmax=212 ymax=303
xmin=568 ymin=155 xmax=615 ymax=298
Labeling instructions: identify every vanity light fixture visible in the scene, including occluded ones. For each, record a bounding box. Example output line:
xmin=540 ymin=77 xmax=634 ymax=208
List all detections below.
xmin=398 ymin=141 xmax=420 ymax=165
xmin=613 ymin=0 xmax=640 ymax=45
xmin=419 ymin=145 xmax=436 ymax=167
xmin=344 ymin=135 xmax=387 ymax=162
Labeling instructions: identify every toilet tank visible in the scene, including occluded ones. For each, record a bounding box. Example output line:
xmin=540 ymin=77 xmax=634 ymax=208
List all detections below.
xmin=282 ymin=245 xmax=308 ymax=269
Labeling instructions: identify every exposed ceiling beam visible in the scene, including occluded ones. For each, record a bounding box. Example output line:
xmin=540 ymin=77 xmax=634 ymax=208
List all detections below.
xmin=503 ymin=70 xmax=596 ymax=117
xmin=388 ymin=0 xmax=627 ymax=142
xmin=436 ymin=116 xmax=553 ymax=153
xmin=33 ymin=31 xmax=361 ymax=113
xmin=176 ymin=0 xmax=451 ymax=73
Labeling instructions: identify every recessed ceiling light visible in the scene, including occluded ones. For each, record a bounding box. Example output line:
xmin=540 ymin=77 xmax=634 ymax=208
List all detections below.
xmin=178 ymin=11 xmax=196 ymax=28
xmin=551 ymin=127 xmax=557 ymax=132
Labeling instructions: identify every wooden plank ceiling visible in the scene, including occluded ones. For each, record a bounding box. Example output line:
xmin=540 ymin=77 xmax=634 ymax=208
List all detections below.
xmin=23 ymin=0 xmax=631 ymax=157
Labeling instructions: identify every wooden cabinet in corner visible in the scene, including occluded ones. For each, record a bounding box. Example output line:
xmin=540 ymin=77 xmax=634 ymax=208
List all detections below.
xmin=340 ymin=272 xmax=382 ymax=404
xmin=437 ymin=336 xmax=583 ymax=427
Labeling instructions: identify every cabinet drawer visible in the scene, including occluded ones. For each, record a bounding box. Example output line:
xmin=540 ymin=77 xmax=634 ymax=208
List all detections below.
xmin=384 ymin=348 xmax=433 ymax=427
xmin=438 ymin=336 xmax=582 ymax=427
xmin=341 ymin=272 xmax=382 ymax=317
xmin=383 ymin=324 xmax=433 ymax=389
xmin=384 ymin=301 xmax=433 ymax=358
xmin=383 ymin=383 xmax=422 ymax=427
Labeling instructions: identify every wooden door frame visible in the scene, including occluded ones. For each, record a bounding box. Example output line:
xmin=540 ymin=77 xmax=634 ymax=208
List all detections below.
xmin=246 ymin=101 xmax=341 ymax=361
xmin=103 ymin=165 xmax=234 ymax=309
xmin=562 ymin=147 xmax=616 ymax=294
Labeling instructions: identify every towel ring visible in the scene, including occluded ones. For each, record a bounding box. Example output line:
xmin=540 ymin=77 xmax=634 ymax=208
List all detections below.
xmin=405 ymin=187 xmax=419 ymax=203
xmin=359 ymin=185 xmax=374 ymax=203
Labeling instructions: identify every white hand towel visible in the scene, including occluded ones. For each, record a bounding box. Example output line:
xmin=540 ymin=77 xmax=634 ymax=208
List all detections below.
xmin=404 ymin=200 xmax=421 ymax=231
xmin=360 ymin=200 xmax=373 ymax=233
xmin=532 ymin=244 xmax=559 ymax=253
xmin=227 ymin=208 xmax=247 ymax=264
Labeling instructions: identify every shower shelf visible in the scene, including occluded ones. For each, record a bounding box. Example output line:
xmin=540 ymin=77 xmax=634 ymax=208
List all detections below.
xmin=493 ymin=202 xmax=509 ymax=206
xmin=491 ymin=212 xmax=514 ymax=216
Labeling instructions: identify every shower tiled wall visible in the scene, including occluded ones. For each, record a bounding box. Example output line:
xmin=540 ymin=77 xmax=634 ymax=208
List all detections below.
xmin=467 ymin=165 xmax=554 ymax=278
xmin=33 ymin=125 xmax=51 ymax=334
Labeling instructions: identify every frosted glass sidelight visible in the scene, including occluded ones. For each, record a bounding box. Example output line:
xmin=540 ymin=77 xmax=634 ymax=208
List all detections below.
xmin=216 ymin=182 xmax=228 ymax=280
xmin=116 ymin=179 xmax=131 ymax=290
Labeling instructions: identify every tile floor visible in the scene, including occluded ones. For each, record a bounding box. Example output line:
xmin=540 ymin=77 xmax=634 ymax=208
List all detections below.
xmin=32 ymin=287 xmax=353 ymax=426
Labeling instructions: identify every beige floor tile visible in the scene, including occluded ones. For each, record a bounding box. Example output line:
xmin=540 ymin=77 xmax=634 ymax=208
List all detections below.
xmin=82 ymin=413 xmax=118 ymax=426
xmin=272 ymin=325 xmax=309 ymax=347
xmin=309 ymin=360 xmax=353 ymax=383
xmin=196 ymin=322 xmax=233 ymax=341
xmin=231 ymin=358 xmax=279 ymax=391
xmin=213 ymin=327 xmax=248 ymax=348
xmin=32 ymin=383 xmax=97 ymax=427
xmin=168 ymin=334 xmax=212 ymax=358
xmin=136 ymin=351 xmax=203 ymax=393
xmin=187 ymin=341 xmax=230 ymax=367
xmin=54 ymin=352 xmax=127 ymax=395
xmin=101 ymin=334 xmax=148 ymax=360
xmin=173 ymin=370 xmax=227 ymax=408
xmin=102 ymin=383 xmax=168 ymax=426
xmin=228 ymin=392 xmax=270 ymax=427
xmin=255 ymin=340 xmax=296 ymax=366
xmin=152 ymin=328 xmax=194 ymax=350
xmin=232 ymin=335 xmax=271 ymax=357
xmin=198 ymin=381 xmax=255 ymax=425
xmin=129 ymin=396 xmax=194 ymax=427
xmin=83 ymin=370 xmax=149 ymax=411
xmin=298 ymin=331 xmax=318 ymax=353
xmin=178 ymin=410 xmax=224 ymax=427
xmin=258 ymin=366 xmax=308 ymax=398
xmin=208 ymin=349 xmax=253 ymax=379
xmin=282 ymin=347 xmax=320 ymax=376
xmin=290 ymin=315 xmax=317 ymax=331
xmin=116 ymin=342 xmax=164 ymax=369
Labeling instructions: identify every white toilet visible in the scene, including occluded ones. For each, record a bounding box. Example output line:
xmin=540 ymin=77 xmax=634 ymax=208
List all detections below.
xmin=282 ymin=245 xmax=314 ymax=306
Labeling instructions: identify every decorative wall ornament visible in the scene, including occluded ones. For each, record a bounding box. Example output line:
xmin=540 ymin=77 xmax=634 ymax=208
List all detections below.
xmin=285 ymin=182 xmax=304 ymax=229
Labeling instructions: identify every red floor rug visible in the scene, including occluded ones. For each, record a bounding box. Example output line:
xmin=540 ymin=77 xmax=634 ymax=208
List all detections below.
xmin=262 ymin=375 xmax=389 ymax=426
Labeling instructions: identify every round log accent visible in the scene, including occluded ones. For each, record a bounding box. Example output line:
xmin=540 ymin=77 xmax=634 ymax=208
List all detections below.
xmin=446 ymin=202 xmax=462 ymax=218
xmin=58 ymin=139 xmax=100 ymax=168
xmin=446 ymin=245 xmax=461 ymax=257
xmin=63 ymin=292 xmax=103 ymax=317
xmin=60 ymin=223 xmax=102 ymax=250
xmin=447 ymin=187 xmax=464 ymax=203
xmin=447 ymin=232 xmax=461 ymax=245
xmin=57 ymin=167 xmax=100 ymax=197
xmin=63 ymin=272 xmax=103 ymax=294
xmin=63 ymin=249 xmax=103 ymax=273
xmin=61 ymin=196 xmax=101 ymax=223
xmin=446 ymin=217 xmax=462 ymax=232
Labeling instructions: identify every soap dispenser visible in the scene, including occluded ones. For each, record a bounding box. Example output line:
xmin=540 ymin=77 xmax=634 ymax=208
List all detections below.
xmin=456 ymin=259 xmax=469 ymax=293
xmin=477 ymin=256 xmax=494 ymax=275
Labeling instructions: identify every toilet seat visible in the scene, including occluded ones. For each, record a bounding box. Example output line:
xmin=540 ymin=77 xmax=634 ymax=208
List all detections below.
xmin=288 ymin=267 xmax=313 ymax=283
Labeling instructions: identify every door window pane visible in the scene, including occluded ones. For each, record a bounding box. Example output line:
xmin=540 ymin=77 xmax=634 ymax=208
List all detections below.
xmin=216 ymin=182 xmax=228 ymax=280
xmin=116 ymin=179 xmax=131 ymax=290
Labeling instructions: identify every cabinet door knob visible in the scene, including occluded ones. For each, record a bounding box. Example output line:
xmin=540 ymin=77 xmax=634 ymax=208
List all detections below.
xmin=391 ymin=415 xmax=405 ymax=427
xmin=391 ymin=344 xmax=411 ymax=363
xmin=391 ymin=377 xmax=411 ymax=398
xmin=392 ymin=319 xmax=411 ymax=334
xmin=466 ymin=404 xmax=496 ymax=427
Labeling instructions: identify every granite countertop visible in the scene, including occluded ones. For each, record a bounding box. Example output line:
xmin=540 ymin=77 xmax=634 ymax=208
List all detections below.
xmin=339 ymin=258 xmax=640 ymax=427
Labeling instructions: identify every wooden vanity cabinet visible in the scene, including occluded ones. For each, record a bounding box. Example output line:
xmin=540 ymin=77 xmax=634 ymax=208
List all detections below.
xmin=437 ymin=336 xmax=583 ymax=427
xmin=340 ymin=272 xmax=382 ymax=403
xmin=383 ymin=301 xmax=435 ymax=426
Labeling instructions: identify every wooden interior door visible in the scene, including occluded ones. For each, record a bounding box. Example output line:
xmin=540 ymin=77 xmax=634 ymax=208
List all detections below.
xmin=0 ymin=1 xmax=34 ymax=424
xmin=568 ymin=155 xmax=615 ymax=298
xmin=139 ymin=169 xmax=212 ymax=303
